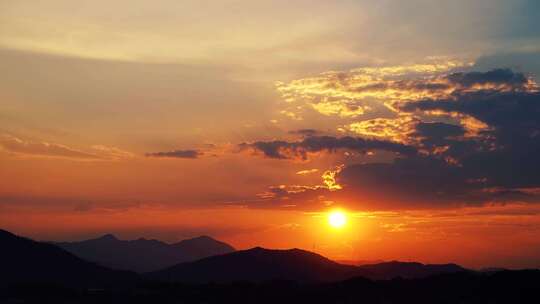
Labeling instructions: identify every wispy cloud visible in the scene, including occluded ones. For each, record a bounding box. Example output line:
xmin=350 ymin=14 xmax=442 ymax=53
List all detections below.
xmin=0 ymin=134 xmax=135 ymax=161
xmin=146 ymin=149 xmax=203 ymax=159
xmin=0 ymin=134 xmax=96 ymax=160
xmin=275 ymin=60 xmax=474 ymax=120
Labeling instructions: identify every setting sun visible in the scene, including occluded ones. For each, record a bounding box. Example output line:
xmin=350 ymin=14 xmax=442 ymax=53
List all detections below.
xmin=328 ymin=210 xmax=347 ymax=229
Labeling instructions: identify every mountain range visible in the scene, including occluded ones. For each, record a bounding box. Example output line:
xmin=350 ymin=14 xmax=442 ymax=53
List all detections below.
xmin=0 ymin=229 xmax=137 ymax=288
xmin=0 ymin=228 xmax=468 ymax=287
xmin=53 ymin=233 xmax=235 ymax=272
xmin=147 ymin=246 xmax=467 ymax=283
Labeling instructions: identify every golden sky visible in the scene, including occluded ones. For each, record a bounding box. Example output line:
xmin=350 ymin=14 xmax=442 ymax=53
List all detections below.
xmin=1 ymin=0 xmax=540 ymax=269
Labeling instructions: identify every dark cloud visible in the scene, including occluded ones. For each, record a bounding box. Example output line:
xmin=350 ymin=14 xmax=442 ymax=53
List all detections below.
xmin=446 ymin=68 xmax=529 ymax=89
xmin=249 ymin=69 xmax=540 ymax=210
xmin=288 ymin=129 xmax=321 ymax=137
xmin=473 ymin=52 xmax=540 ymax=82
xmin=403 ymin=92 xmax=540 ymax=128
xmin=240 ymin=136 xmax=416 ymax=160
xmin=337 ymin=156 xmax=478 ymax=207
xmin=146 ymin=149 xmax=202 ymax=159
xmin=414 ymin=122 xmax=465 ymax=139
xmin=347 ymin=70 xmax=540 ymax=207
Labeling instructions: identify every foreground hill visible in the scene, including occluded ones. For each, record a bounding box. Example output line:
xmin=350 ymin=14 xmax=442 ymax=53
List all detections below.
xmin=147 ymin=247 xmax=467 ymax=283
xmin=0 ymin=229 xmax=137 ymax=288
xmin=147 ymin=247 xmax=359 ymax=282
xmin=7 ymin=270 xmax=538 ymax=303
xmin=54 ymin=234 xmax=235 ymax=272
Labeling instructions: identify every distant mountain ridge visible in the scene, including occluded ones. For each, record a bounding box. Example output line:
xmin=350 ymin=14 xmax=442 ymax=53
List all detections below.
xmin=53 ymin=233 xmax=235 ymax=273
xmin=0 ymin=229 xmax=137 ymax=287
xmin=0 ymin=228 xmax=471 ymax=286
xmin=147 ymin=247 xmax=468 ymax=283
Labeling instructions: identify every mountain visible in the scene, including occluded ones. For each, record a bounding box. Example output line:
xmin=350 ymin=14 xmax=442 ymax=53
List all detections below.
xmin=0 ymin=228 xmax=467 ymax=287
xmin=54 ymin=234 xmax=235 ymax=273
xmin=147 ymin=247 xmax=467 ymax=283
xmin=0 ymin=229 xmax=137 ymax=287
xmin=146 ymin=247 xmax=360 ymax=283
xmin=337 ymin=259 xmax=385 ymax=266
xmin=355 ymin=260 xmax=467 ymax=280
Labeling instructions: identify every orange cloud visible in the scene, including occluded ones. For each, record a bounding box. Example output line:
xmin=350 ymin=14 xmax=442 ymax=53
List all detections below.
xmin=275 ymin=60 xmax=473 ymax=119
xmin=276 ymin=62 xmax=537 ymax=125
xmin=347 ymin=116 xmax=419 ymax=144
xmin=254 ymin=165 xmax=345 ymax=206
xmin=296 ymin=169 xmax=319 ymax=175
xmin=322 ymin=165 xmax=343 ymax=191
xmin=0 ymin=134 xmax=101 ymax=160
xmin=0 ymin=134 xmax=134 ymax=161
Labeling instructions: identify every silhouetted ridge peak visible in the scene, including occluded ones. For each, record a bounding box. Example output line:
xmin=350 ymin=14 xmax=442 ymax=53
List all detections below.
xmin=222 ymin=247 xmax=342 ymax=266
xmin=245 ymin=247 xmax=309 ymax=253
xmin=189 ymin=235 xmax=213 ymax=241
xmin=380 ymin=260 xmax=423 ymax=266
xmin=147 ymin=246 xmax=357 ymax=283
xmin=97 ymin=233 xmax=118 ymax=241
xmin=174 ymin=235 xmax=231 ymax=246
xmin=0 ymin=229 xmax=17 ymax=238
xmin=248 ymin=246 xmax=267 ymax=251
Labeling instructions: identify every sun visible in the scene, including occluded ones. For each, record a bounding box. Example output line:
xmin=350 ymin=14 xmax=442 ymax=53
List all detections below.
xmin=328 ymin=210 xmax=347 ymax=229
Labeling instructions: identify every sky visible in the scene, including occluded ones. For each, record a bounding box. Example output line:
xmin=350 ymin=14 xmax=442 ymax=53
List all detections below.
xmin=1 ymin=0 xmax=540 ymax=269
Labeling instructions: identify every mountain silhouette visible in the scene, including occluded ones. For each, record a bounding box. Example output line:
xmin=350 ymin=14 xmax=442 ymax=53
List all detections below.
xmin=0 ymin=229 xmax=137 ymax=287
xmin=2 ymin=229 xmax=537 ymax=303
xmin=0 ymin=228 xmax=467 ymax=287
xmin=354 ymin=260 xmax=467 ymax=280
xmin=147 ymin=247 xmax=467 ymax=283
xmin=146 ymin=247 xmax=360 ymax=283
xmin=54 ymin=233 xmax=235 ymax=272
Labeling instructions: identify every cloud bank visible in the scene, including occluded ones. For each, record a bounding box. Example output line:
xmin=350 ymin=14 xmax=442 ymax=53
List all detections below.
xmin=247 ymin=67 xmax=540 ymax=210
xmin=240 ymin=136 xmax=416 ymax=160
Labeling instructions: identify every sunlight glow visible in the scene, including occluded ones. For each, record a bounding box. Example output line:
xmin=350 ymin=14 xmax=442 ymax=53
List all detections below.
xmin=328 ymin=210 xmax=347 ymax=229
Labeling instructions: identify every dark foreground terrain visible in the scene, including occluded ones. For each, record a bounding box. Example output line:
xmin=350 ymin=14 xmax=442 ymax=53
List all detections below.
xmin=1 ymin=229 xmax=539 ymax=303
xmin=2 ymin=270 xmax=539 ymax=304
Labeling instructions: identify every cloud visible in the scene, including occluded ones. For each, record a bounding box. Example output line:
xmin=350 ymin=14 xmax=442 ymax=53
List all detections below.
xmin=275 ymin=63 xmax=537 ymax=122
xmin=240 ymin=135 xmax=416 ymax=160
xmin=288 ymin=129 xmax=321 ymax=137
xmin=0 ymin=134 xmax=135 ymax=160
xmin=146 ymin=149 xmax=202 ymax=159
xmin=0 ymin=195 xmax=143 ymax=213
xmin=246 ymin=68 xmax=540 ymax=210
xmin=348 ymin=116 xmax=419 ymax=144
xmin=90 ymin=145 xmax=135 ymax=159
xmin=253 ymin=166 xmax=344 ymax=209
xmin=296 ymin=169 xmax=319 ymax=175
xmin=446 ymin=68 xmax=531 ymax=89
xmin=275 ymin=60 xmax=474 ymax=119
xmin=0 ymin=134 xmax=101 ymax=160
xmin=401 ymin=91 xmax=540 ymax=131
xmin=373 ymin=71 xmax=540 ymax=206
